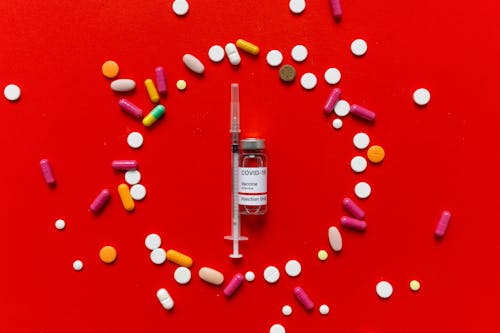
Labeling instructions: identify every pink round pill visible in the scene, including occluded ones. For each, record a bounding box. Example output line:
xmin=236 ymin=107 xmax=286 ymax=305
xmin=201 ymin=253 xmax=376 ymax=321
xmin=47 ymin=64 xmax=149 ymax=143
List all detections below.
xmin=155 ymin=67 xmax=167 ymax=95
xmin=118 ymin=99 xmax=143 ymax=119
xmin=350 ymin=104 xmax=376 ymax=122
xmin=435 ymin=210 xmax=451 ymax=238
xmin=294 ymin=286 xmax=314 ymax=311
xmin=340 ymin=216 xmax=367 ymax=231
xmin=40 ymin=159 xmax=56 ymax=187
xmin=342 ymin=197 xmax=365 ymax=220
xmin=223 ymin=273 xmax=244 ymax=297
xmin=89 ymin=189 xmax=110 ymax=214
xmin=111 ymin=160 xmax=138 ymax=171
xmin=324 ymin=88 xmax=342 ymax=115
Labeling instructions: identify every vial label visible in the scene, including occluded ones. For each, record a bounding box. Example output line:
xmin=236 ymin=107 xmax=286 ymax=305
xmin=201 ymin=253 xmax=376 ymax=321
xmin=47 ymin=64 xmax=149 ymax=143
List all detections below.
xmin=238 ymin=167 xmax=267 ymax=206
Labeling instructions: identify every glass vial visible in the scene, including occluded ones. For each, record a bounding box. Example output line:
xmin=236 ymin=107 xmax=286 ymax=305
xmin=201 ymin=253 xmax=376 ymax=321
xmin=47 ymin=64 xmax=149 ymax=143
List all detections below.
xmin=239 ymin=138 xmax=267 ymax=215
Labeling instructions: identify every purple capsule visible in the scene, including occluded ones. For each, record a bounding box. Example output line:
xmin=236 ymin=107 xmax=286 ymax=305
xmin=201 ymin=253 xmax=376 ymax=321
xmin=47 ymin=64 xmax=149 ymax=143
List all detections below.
xmin=111 ymin=160 xmax=138 ymax=171
xmin=329 ymin=0 xmax=342 ymax=20
xmin=118 ymin=99 xmax=143 ymax=119
xmin=155 ymin=66 xmax=167 ymax=95
xmin=324 ymin=88 xmax=342 ymax=115
xmin=350 ymin=104 xmax=376 ymax=122
xmin=223 ymin=273 xmax=244 ymax=297
xmin=294 ymin=286 xmax=314 ymax=311
xmin=435 ymin=211 xmax=451 ymax=238
xmin=90 ymin=189 xmax=110 ymax=214
xmin=40 ymin=159 xmax=56 ymax=187
xmin=340 ymin=216 xmax=367 ymax=231
xmin=342 ymin=197 xmax=365 ymax=220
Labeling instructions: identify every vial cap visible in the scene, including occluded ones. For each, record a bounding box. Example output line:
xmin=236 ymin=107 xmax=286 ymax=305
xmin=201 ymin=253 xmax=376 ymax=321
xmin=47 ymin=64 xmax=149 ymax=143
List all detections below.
xmin=240 ymin=138 xmax=265 ymax=150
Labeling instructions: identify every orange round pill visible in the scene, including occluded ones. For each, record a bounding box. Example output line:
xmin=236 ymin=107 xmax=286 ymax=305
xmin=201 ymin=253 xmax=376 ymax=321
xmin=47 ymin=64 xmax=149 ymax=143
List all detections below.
xmin=99 ymin=245 xmax=117 ymax=264
xmin=101 ymin=60 xmax=120 ymax=79
xmin=367 ymin=145 xmax=385 ymax=163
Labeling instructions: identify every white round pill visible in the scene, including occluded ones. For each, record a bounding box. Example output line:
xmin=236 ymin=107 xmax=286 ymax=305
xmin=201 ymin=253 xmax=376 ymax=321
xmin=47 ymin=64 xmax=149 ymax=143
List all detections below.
xmin=300 ymin=73 xmax=317 ymax=90
xmin=130 ymin=184 xmax=146 ymax=200
xmin=270 ymin=324 xmax=286 ymax=333
xmin=125 ymin=170 xmax=141 ymax=185
xmin=264 ymin=266 xmax=280 ymax=284
xmin=332 ymin=118 xmax=343 ymax=130
xmin=174 ymin=267 xmax=192 ymax=285
xmin=324 ymin=68 xmax=341 ymax=84
xmin=145 ymin=233 xmax=161 ymax=250
xmin=351 ymin=156 xmax=368 ymax=173
xmin=376 ymin=281 xmax=393 ymax=299
xmin=73 ymin=260 xmax=83 ymax=271
xmin=355 ymin=182 xmax=372 ymax=199
xmin=245 ymin=271 xmax=256 ymax=282
xmin=351 ymin=39 xmax=368 ymax=56
xmin=353 ymin=132 xmax=370 ymax=149
xmin=285 ymin=260 xmax=301 ymax=277
xmin=282 ymin=305 xmax=292 ymax=316
xmin=334 ymin=100 xmax=350 ymax=117
xmin=127 ymin=132 xmax=143 ymax=149
xmin=172 ymin=0 xmax=189 ymax=16
xmin=266 ymin=50 xmax=283 ymax=67
xmin=319 ymin=304 xmax=330 ymax=315
xmin=291 ymin=45 xmax=308 ymax=62
xmin=55 ymin=219 xmax=65 ymax=230
xmin=150 ymin=248 xmax=167 ymax=265
xmin=208 ymin=45 xmax=225 ymax=63
xmin=4 ymin=84 xmax=21 ymax=101
xmin=289 ymin=0 xmax=306 ymax=14
xmin=413 ymin=88 xmax=431 ymax=106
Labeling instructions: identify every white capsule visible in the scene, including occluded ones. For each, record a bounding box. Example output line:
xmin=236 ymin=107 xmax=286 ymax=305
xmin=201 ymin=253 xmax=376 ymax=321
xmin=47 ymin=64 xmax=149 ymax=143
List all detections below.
xmin=110 ymin=79 xmax=136 ymax=92
xmin=156 ymin=288 xmax=174 ymax=310
xmin=225 ymin=43 xmax=241 ymax=66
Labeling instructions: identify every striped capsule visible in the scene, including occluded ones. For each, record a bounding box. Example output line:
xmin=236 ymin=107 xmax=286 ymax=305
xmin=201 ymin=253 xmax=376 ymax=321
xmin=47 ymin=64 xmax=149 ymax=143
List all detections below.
xmin=155 ymin=66 xmax=167 ymax=95
xmin=236 ymin=39 xmax=260 ymax=55
xmin=435 ymin=211 xmax=451 ymax=238
xmin=118 ymin=99 xmax=143 ymax=119
xmin=117 ymin=183 xmax=135 ymax=212
xmin=40 ymin=159 xmax=56 ymax=187
xmin=350 ymin=104 xmax=376 ymax=122
xmin=223 ymin=273 xmax=244 ymax=297
xmin=89 ymin=189 xmax=110 ymax=214
xmin=340 ymin=216 xmax=367 ymax=231
xmin=166 ymin=249 xmax=193 ymax=267
xmin=111 ymin=160 xmax=138 ymax=171
xmin=294 ymin=286 xmax=314 ymax=311
xmin=143 ymin=105 xmax=165 ymax=127
xmin=324 ymin=88 xmax=342 ymax=115
xmin=342 ymin=197 xmax=365 ymax=219
xmin=144 ymin=79 xmax=160 ymax=103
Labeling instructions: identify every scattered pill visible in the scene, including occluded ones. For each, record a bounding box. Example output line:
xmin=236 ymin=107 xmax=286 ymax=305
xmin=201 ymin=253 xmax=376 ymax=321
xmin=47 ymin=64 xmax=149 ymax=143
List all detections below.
xmin=353 ymin=132 xmax=370 ymax=149
xmin=294 ymin=286 xmax=314 ymax=311
xmin=130 ymin=184 xmax=146 ymax=200
xmin=413 ymin=88 xmax=431 ymax=106
xmin=324 ymin=68 xmax=341 ymax=85
xmin=289 ymin=0 xmax=306 ymax=14
xmin=225 ymin=43 xmax=241 ymax=66
xmin=174 ymin=267 xmax=192 ymax=285
xmin=285 ymin=260 xmax=302 ymax=277
xmin=334 ymin=100 xmax=350 ymax=117
xmin=99 ymin=245 xmax=117 ymax=264
xmin=329 ymin=0 xmax=342 ymax=20
xmin=351 ymin=39 xmax=368 ymax=56
xmin=101 ymin=60 xmax=119 ymax=79
xmin=118 ymin=99 xmax=143 ymax=119
xmin=73 ymin=260 xmax=83 ymax=271
xmin=199 ymin=267 xmax=225 ymax=285
xmin=354 ymin=182 xmax=371 ymax=199
xmin=145 ymin=233 xmax=161 ymax=250
xmin=317 ymin=250 xmax=328 ymax=261
xmin=156 ymin=288 xmax=174 ymax=310
xmin=125 ymin=170 xmax=141 ymax=185
xmin=151 ymin=248 xmax=167 ymax=265
xmin=89 ymin=189 xmax=110 ymax=214
xmin=183 ymin=54 xmax=205 ymax=74
xmin=208 ymin=45 xmax=225 ymax=62
xmin=351 ymin=156 xmax=368 ymax=173
xmin=340 ymin=216 xmax=367 ymax=231
xmin=319 ymin=304 xmax=330 ymax=315
xmin=117 ymin=183 xmax=135 ymax=211
xmin=367 ymin=145 xmax=385 ymax=163
xmin=144 ymin=79 xmax=160 ymax=104
xmin=300 ymin=73 xmax=317 ymax=90
xmin=435 ymin=210 xmax=451 ymax=238
xmin=270 ymin=324 xmax=286 ymax=333
xmin=324 ymin=88 xmax=342 ymax=115
xmin=410 ymin=280 xmax=421 ymax=291
xmin=236 ymin=39 xmax=259 ymax=55
xmin=328 ymin=226 xmax=342 ymax=252
xmin=266 ymin=50 xmax=283 ymax=67
xmin=291 ymin=45 xmax=308 ymax=62
xmin=245 ymin=271 xmax=255 ymax=282
xmin=282 ymin=305 xmax=292 ymax=316
xmin=342 ymin=197 xmax=365 ymax=219
xmin=172 ymin=0 xmax=189 ymax=16
xmin=40 ymin=159 xmax=56 ymax=187
xmin=177 ymin=80 xmax=187 ymax=91
xmin=154 ymin=66 xmax=167 ymax=95
xmin=112 ymin=160 xmax=138 ymax=171
xmin=376 ymin=281 xmax=393 ymax=299
xmin=166 ymin=249 xmax=193 ymax=267
xmin=143 ymin=104 xmax=165 ymax=127
xmin=4 ymin=84 xmax=21 ymax=101
xmin=350 ymin=104 xmax=376 ymax=122
xmin=127 ymin=132 xmax=143 ymax=149
xmin=223 ymin=273 xmax=244 ymax=297
xmin=332 ymin=118 xmax=343 ymax=129
xmin=264 ymin=266 xmax=280 ymax=283
xmin=110 ymin=79 xmax=136 ymax=92
xmin=279 ymin=64 xmax=296 ymax=82
xmin=55 ymin=219 xmax=65 ymax=230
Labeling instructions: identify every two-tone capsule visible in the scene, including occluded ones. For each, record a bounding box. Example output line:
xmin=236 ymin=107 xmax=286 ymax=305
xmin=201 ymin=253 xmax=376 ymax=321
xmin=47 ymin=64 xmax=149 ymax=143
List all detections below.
xmin=89 ymin=189 xmax=110 ymax=214
xmin=143 ymin=105 xmax=165 ymax=127
xmin=40 ymin=159 xmax=56 ymax=187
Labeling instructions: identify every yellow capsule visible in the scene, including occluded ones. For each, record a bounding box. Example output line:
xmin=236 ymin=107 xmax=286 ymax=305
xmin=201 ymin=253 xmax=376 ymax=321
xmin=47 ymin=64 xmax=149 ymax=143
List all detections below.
xmin=166 ymin=249 xmax=193 ymax=267
xmin=144 ymin=79 xmax=160 ymax=103
xmin=236 ymin=39 xmax=259 ymax=55
xmin=117 ymin=183 xmax=135 ymax=211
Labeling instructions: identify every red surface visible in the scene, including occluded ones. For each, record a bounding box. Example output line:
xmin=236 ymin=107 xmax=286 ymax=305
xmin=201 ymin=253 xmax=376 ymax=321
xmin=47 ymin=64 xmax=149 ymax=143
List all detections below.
xmin=0 ymin=0 xmax=498 ymax=332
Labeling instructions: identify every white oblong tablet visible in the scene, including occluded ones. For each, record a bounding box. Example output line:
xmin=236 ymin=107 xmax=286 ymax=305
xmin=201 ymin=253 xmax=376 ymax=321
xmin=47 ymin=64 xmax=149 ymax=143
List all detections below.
xmin=270 ymin=324 xmax=286 ymax=333
xmin=300 ymin=73 xmax=317 ymax=90
xmin=183 ymin=54 xmax=205 ymax=74
xmin=351 ymin=156 xmax=368 ymax=173
xmin=413 ymin=88 xmax=431 ymax=106
xmin=174 ymin=266 xmax=192 ymax=285
xmin=351 ymin=39 xmax=368 ymax=56
xmin=150 ymin=248 xmax=167 ymax=265
xmin=266 ymin=50 xmax=283 ymax=67
xmin=263 ymin=266 xmax=280 ymax=284
xmin=55 ymin=219 xmax=66 ymax=230
xmin=125 ymin=170 xmax=141 ymax=185
xmin=225 ymin=43 xmax=241 ymax=66
xmin=319 ymin=304 xmax=330 ymax=315
xmin=285 ymin=260 xmax=301 ymax=277
xmin=245 ymin=271 xmax=255 ymax=282
xmin=145 ymin=233 xmax=161 ymax=250
xmin=289 ymin=0 xmax=306 ymax=14
xmin=73 ymin=260 xmax=83 ymax=271
xmin=172 ymin=0 xmax=189 ymax=16
xmin=355 ymin=182 xmax=372 ymax=199
xmin=324 ymin=68 xmax=341 ymax=85
xmin=353 ymin=132 xmax=370 ymax=149
xmin=4 ymin=84 xmax=21 ymax=101
xmin=328 ymin=226 xmax=342 ymax=252
xmin=334 ymin=100 xmax=350 ymax=117
xmin=110 ymin=79 xmax=136 ymax=92
xmin=291 ymin=45 xmax=308 ymax=62
xmin=332 ymin=118 xmax=343 ymax=130
xmin=208 ymin=45 xmax=225 ymax=62
xmin=127 ymin=132 xmax=143 ymax=149
xmin=130 ymin=184 xmax=146 ymax=200
xmin=156 ymin=288 xmax=174 ymax=310
xmin=282 ymin=305 xmax=292 ymax=316
xmin=376 ymin=281 xmax=393 ymax=299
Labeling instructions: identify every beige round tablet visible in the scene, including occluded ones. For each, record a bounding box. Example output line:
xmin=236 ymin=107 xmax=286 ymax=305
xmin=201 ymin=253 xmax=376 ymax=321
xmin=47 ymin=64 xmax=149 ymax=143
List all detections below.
xmin=198 ymin=267 xmax=224 ymax=285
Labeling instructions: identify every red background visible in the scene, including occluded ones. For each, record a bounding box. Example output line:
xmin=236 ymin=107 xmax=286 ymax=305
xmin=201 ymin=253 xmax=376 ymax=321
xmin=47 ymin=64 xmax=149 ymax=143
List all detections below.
xmin=0 ymin=0 xmax=498 ymax=332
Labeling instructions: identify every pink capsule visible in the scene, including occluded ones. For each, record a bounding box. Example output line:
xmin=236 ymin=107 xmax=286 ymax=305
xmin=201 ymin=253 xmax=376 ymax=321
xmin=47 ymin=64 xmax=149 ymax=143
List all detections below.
xmin=155 ymin=66 xmax=167 ymax=95
xmin=40 ymin=159 xmax=56 ymax=187
xmin=342 ymin=197 xmax=365 ymax=220
xmin=118 ymin=99 xmax=143 ymax=119
xmin=329 ymin=0 xmax=342 ymax=20
xmin=350 ymin=104 xmax=376 ymax=122
xmin=111 ymin=160 xmax=138 ymax=171
xmin=435 ymin=211 xmax=451 ymax=238
xmin=340 ymin=216 xmax=367 ymax=231
xmin=324 ymin=88 xmax=342 ymax=115
xmin=90 ymin=189 xmax=110 ymax=214
xmin=223 ymin=273 xmax=244 ymax=297
xmin=294 ymin=286 xmax=314 ymax=311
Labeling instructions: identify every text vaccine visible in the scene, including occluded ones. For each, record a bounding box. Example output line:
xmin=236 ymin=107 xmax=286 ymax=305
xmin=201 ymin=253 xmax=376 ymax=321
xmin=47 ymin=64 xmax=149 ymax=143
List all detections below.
xmin=239 ymin=138 xmax=268 ymax=215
